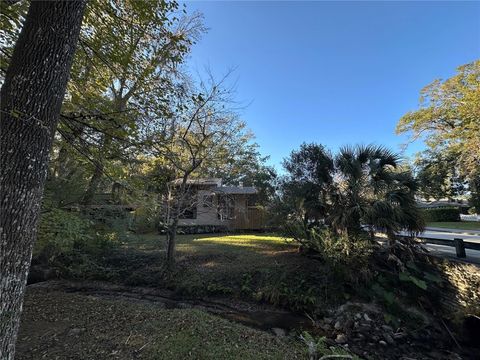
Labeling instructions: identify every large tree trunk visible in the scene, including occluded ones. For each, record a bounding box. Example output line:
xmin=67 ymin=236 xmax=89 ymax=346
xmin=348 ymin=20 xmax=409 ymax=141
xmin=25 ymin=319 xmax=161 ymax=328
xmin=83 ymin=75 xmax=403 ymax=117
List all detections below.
xmin=0 ymin=2 xmax=86 ymax=358
xmin=82 ymin=160 xmax=104 ymax=205
xmin=81 ymin=93 xmax=129 ymax=205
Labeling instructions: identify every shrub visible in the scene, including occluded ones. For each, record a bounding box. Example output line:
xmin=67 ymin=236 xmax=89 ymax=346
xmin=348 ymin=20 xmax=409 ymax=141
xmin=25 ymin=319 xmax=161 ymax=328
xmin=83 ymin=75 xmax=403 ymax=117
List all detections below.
xmin=131 ymin=206 xmax=159 ymax=234
xmin=35 ymin=208 xmax=122 ymax=271
xmin=35 ymin=209 xmax=93 ymax=258
xmin=468 ymin=207 xmax=478 ymax=215
xmin=421 ymin=207 xmax=460 ymax=222
xmin=284 ymin=221 xmax=374 ymax=284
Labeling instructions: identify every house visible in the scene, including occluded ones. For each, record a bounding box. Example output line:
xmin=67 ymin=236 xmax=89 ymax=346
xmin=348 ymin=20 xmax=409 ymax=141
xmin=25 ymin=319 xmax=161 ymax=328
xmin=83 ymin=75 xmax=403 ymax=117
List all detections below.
xmin=170 ymin=178 xmax=266 ymax=230
xmin=416 ymin=199 xmax=470 ymax=214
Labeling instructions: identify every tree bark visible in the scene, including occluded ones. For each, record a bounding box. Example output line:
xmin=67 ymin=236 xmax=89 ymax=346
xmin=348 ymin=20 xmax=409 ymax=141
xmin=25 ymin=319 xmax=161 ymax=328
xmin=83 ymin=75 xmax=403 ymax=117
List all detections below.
xmin=166 ymin=174 xmax=190 ymax=264
xmin=0 ymin=2 xmax=86 ymax=359
xmin=166 ymin=217 xmax=179 ymax=263
xmin=82 ymin=159 xmax=105 ymax=204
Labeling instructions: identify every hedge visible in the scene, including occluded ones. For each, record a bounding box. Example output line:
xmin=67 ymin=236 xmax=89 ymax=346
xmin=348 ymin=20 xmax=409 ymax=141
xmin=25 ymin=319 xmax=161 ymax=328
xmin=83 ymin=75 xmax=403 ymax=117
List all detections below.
xmin=421 ymin=207 xmax=461 ymax=222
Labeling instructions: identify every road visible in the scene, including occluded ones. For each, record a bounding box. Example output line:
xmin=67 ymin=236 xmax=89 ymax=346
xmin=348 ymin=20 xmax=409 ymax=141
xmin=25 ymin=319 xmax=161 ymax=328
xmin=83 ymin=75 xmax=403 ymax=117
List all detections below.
xmin=397 ymin=228 xmax=480 ymax=264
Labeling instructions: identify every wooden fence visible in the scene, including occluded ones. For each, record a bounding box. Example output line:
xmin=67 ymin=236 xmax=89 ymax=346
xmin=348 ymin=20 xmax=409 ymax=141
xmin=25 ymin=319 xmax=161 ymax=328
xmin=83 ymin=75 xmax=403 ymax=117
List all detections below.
xmin=233 ymin=206 xmax=267 ymax=230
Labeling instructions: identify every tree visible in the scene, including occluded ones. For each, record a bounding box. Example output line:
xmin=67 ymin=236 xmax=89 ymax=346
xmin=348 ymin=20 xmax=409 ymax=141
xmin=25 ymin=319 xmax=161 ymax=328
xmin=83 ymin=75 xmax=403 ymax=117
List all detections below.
xmin=396 ymin=60 xmax=480 ymax=208
xmin=0 ymin=2 xmax=86 ymax=358
xmin=203 ymin=134 xmax=277 ymax=205
xmin=329 ymin=145 xmax=424 ymax=241
xmin=149 ymin=73 xmax=245 ymax=263
xmin=278 ymin=143 xmax=334 ymax=230
xmin=414 ymin=150 xmax=467 ymax=201
xmin=0 ymin=0 xmax=204 ymax=207
xmin=278 ymin=144 xmax=424 ymax=244
xmin=64 ymin=0 xmax=204 ymax=205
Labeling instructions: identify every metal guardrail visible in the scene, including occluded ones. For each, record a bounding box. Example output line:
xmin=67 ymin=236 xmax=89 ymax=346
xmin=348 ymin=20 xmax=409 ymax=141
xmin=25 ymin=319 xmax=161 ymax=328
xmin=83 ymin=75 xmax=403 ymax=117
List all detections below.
xmin=415 ymin=236 xmax=480 ymax=258
xmin=460 ymin=214 xmax=480 ymax=222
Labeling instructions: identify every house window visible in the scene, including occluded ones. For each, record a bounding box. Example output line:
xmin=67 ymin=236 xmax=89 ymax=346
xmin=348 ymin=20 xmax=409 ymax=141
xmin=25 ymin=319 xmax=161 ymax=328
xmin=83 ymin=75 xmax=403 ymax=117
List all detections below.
xmin=203 ymin=194 xmax=214 ymax=208
xmin=247 ymin=194 xmax=257 ymax=207
xmin=217 ymin=195 xmax=234 ymax=220
xmin=179 ymin=206 xmax=197 ymax=219
xmin=177 ymin=188 xmax=197 ymax=219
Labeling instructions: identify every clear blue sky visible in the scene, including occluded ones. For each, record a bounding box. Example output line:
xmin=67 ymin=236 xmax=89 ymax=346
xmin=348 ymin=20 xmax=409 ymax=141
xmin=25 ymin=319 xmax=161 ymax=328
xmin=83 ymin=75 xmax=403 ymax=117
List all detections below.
xmin=185 ymin=1 xmax=480 ymax=169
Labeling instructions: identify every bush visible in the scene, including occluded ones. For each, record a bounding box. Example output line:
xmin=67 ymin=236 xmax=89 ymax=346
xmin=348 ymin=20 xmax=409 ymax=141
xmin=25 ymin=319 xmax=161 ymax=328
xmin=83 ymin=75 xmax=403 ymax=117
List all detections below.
xmin=131 ymin=206 xmax=159 ymax=234
xmin=468 ymin=207 xmax=478 ymax=215
xmin=35 ymin=208 xmax=121 ymax=268
xmin=36 ymin=209 xmax=93 ymax=258
xmin=421 ymin=207 xmax=460 ymax=222
xmin=284 ymin=222 xmax=374 ymax=284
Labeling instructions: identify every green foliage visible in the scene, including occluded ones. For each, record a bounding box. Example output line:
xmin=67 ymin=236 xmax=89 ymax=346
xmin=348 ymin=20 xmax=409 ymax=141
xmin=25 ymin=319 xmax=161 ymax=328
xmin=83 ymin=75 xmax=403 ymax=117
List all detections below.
xmin=330 ymin=144 xmax=424 ymax=237
xmin=36 ymin=209 xmax=93 ymax=258
xmin=284 ymin=223 xmax=374 ymax=284
xmin=35 ymin=209 xmax=125 ymax=277
xmin=414 ymin=150 xmax=467 ymax=200
xmin=396 ymin=60 xmax=480 ymax=179
xmin=278 ymin=143 xmax=334 ymax=225
xmin=255 ymin=277 xmax=318 ymax=312
xmin=206 ymin=282 xmax=234 ymax=295
xmin=398 ymin=271 xmax=427 ymax=290
xmin=131 ymin=205 xmax=159 ymax=234
xmin=421 ymin=207 xmax=460 ymax=222
xmin=299 ymin=332 xmax=361 ymax=360
xmin=397 ymin=61 xmax=480 ymax=209
xmin=369 ymin=254 xmax=446 ymax=328
xmin=278 ymin=143 xmax=424 ymax=240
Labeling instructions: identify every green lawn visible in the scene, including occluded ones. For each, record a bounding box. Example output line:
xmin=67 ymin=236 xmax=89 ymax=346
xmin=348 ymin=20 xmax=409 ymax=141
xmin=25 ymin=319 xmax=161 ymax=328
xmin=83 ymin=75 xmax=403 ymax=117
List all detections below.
xmin=51 ymin=232 xmax=343 ymax=316
xmin=426 ymin=221 xmax=480 ymax=231
xmin=114 ymin=233 xmax=333 ymax=311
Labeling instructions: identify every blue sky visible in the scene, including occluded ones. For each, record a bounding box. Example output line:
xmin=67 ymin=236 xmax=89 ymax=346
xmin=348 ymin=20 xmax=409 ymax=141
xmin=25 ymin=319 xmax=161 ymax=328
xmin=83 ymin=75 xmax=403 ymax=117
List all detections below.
xmin=185 ymin=1 xmax=480 ymax=169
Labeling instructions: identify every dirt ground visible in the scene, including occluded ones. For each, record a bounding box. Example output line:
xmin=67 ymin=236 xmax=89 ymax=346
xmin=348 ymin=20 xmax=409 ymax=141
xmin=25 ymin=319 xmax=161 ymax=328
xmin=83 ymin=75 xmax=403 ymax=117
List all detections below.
xmin=16 ymin=286 xmax=307 ymax=360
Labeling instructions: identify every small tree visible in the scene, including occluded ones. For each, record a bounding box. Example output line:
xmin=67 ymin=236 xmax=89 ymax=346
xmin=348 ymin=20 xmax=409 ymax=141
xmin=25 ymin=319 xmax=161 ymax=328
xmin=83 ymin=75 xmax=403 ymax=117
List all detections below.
xmin=149 ymin=73 xmax=244 ymax=263
xmin=280 ymin=143 xmax=334 ymax=231
xmin=330 ymin=145 xmax=424 ymax=242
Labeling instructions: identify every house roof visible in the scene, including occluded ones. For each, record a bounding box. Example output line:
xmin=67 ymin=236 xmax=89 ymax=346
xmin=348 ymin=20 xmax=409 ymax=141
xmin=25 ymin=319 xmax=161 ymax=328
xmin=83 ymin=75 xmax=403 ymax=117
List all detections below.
xmin=213 ymin=186 xmax=257 ymax=195
xmin=170 ymin=178 xmax=257 ymax=194
xmin=170 ymin=178 xmax=222 ymax=186
xmin=416 ymin=200 xmax=469 ymax=208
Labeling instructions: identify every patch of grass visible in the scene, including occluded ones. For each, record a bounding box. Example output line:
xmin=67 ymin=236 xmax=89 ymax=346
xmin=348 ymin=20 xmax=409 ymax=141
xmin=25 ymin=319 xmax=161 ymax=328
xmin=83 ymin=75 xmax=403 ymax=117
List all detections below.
xmin=426 ymin=221 xmax=480 ymax=231
xmin=17 ymin=288 xmax=306 ymax=360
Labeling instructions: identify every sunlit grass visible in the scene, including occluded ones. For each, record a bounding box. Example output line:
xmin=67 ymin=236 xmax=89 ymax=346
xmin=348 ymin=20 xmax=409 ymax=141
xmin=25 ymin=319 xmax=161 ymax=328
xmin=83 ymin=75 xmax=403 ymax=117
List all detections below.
xmin=427 ymin=221 xmax=480 ymax=231
xmin=192 ymin=234 xmax=291 ymax=247
xmin=124 ymin=233 xmax=294 ymax=253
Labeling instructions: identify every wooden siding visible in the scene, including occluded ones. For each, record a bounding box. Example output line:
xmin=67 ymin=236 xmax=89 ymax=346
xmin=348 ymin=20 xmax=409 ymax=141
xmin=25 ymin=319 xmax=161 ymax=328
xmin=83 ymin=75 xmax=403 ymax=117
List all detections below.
xmin=233 ymin=206 xmax=267 ymax=230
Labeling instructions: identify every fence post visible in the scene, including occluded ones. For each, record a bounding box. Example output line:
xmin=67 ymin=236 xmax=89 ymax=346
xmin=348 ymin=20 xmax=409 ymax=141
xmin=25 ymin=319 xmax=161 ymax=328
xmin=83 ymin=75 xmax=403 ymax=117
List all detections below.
xmin=453 ymin=238 xmax=466 ymax=258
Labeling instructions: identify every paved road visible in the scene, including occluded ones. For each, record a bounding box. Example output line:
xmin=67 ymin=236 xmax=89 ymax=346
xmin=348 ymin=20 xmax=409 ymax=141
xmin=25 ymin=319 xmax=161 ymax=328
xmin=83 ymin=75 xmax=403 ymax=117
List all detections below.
xmin=424 ymin=226 xmax=480 ymax=235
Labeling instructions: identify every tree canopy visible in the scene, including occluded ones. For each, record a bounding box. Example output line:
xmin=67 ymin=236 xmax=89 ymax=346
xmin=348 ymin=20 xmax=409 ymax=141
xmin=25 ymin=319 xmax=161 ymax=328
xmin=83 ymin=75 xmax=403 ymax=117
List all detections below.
xmin=396 ymin=60 xmax=480 ymax=178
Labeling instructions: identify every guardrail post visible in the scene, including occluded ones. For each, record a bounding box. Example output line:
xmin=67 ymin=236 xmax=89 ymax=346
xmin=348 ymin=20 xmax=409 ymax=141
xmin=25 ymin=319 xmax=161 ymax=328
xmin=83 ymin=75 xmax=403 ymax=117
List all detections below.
xmin=454 ymin=238 xmax=466 ymax=258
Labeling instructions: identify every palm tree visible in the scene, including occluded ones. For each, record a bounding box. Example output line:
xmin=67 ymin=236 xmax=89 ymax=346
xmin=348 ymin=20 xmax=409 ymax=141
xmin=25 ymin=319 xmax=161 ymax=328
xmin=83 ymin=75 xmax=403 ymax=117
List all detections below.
xmin=329 ymin=144 xmax=424 ymax=242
